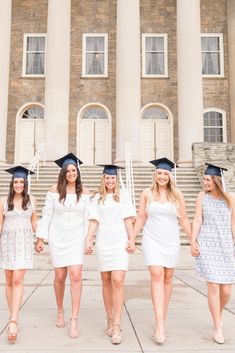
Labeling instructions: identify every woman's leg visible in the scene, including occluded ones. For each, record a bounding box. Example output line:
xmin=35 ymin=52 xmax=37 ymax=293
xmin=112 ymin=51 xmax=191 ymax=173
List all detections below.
xmin=101 ymin=271 xmax=113 ymax=322
xmin=207 ymin=282 xmax=221 ymax=328
xmin=163 ymin=268 xmax=174 ymax=321
xmin=149 ymin=266 xmax=165 ymax=342
xmin=5 ymin=270 xmax=13 ymax=316
xmin=68 ymin=265 xmax=83 ymax=338
xmin=219 ymin=284 xmax=232 ymax=321
xmin=54 ymin=267 xmax=67 ymax=327
xmin=111 ymin=270 xmax=126 ymax=326
xmin=207 ymin=282 xmax=224 ymax=344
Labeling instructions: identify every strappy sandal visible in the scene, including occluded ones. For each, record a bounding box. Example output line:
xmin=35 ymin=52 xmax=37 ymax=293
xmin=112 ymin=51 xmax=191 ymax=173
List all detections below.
xmin=56 ymin=308 xmax=65 ymax=328
xmin=111 ymin=324 xmax=122 ymax=344
xmin=69 ymin=316 xmax=79 ymax=339
xmin=7 ymin=320 xmax=18 ymax=344
xmin=106 ymin=318 xmax=113 ymax=337
xmin=153 ymin=324 xmax=165 ymax=344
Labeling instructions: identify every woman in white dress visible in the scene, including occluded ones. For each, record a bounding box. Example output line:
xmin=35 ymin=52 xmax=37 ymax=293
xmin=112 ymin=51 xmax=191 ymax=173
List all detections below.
xmin=35 ymin=153 xmax=90 ymax=339
xmin=85 ymin=165 xmax=136 ymax=345
xmin=0 ymin=166 xmax=37 ymax=343
xmin=134 ymin=158 xmax=191 ymax=344
xmin=191 ymin=163 xmax=235 ymax=344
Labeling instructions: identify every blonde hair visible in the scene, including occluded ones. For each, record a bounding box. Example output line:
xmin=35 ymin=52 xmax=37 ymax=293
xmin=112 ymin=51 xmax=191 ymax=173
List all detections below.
xmin=205 ymin=175 xmax=231 ymax=208
xmin=149 ymin=170 xmax=180 ymax=204
xmin=92 ymin=174 xmax=120 ymax=204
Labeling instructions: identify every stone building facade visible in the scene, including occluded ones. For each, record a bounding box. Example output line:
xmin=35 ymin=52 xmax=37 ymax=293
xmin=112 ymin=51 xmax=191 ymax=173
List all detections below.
xmin=1 ymin=0 xmax=235 ymax=165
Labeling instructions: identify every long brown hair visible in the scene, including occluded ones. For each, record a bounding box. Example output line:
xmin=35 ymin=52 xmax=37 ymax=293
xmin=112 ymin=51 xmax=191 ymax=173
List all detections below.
xmin=205 ymin=175 xmax=231 ymax=207
xmin=150 ymin=170 xmax=180 ymax=204
xmin=7 ymin=178 xmax=30 ymax=211
xmin=57 ymin=164 xmax=82 ymax=203
xmin=92 ymin=174 xmax=120 ymax=204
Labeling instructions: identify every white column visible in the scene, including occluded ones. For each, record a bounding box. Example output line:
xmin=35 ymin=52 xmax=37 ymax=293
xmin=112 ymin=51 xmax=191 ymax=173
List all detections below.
xmin=0 ymin=0 xmax=12 ymax=162
xmin=227 ymin=0 xmax=235 ymax=143
xmin=177 ymin=0 xmax=204 ymax=162
xmin=44 ymin=0 xmax=71 ymax=160
xmin=116 ymin=0 xmax=141 ymax=162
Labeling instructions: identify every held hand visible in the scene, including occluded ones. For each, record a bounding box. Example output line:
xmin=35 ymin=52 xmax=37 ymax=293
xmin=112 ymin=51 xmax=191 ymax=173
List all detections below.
xmin=191 ymin=241 xmax=200 ymax=257
xmin=35 ymin=239 xmax=44 ymax=253
xmin=85 ymin=239 xmax=94 ymax=255
xmin=126 ymin=239 xmax=136 ymax=253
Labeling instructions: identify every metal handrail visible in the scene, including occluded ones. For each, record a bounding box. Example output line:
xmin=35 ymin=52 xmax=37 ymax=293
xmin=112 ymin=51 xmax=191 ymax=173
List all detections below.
xmin=28 ymin=142 xmax=46 ymax=181
xmin=125 ymin=142 xmax=136 ymax=208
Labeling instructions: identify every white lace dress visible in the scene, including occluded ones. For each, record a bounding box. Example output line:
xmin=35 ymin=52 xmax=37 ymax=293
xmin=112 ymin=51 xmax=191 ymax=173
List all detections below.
xmin=36 ymin=192 xmax=90 ymax=268
xmin=0 ymin=202 xmax=34 ymax=270
xmin=196 ymin=193 xmax=235 ymax=284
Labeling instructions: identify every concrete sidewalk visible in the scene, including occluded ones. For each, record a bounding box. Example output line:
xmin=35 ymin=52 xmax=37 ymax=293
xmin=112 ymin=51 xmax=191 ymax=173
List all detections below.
xmin=0 ymin=246 xmax=235 ymax=353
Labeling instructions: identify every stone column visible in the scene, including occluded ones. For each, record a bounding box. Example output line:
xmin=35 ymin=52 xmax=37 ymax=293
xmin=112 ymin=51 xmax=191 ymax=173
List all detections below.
xmin=227 ymin=0 xmax=235 ymax=143
xmin=44 ymin=0 xmax=71 ymax=160
xmin=177 ymin=0 xmax=204 ymax=162
xmin=116 ymin=0 xmax=141 ymax=162
xmin=0 ymin=0 xmax=12 ymax=162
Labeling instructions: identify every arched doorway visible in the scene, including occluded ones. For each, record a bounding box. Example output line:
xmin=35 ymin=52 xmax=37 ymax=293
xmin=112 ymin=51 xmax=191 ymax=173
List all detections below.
xmin=141 ymin=104 xmax=173 ymax=163
xmin=77 ymin=104 xmax=111 ymax=165
xmin=15 ymin=104 xmax=45 ymax=163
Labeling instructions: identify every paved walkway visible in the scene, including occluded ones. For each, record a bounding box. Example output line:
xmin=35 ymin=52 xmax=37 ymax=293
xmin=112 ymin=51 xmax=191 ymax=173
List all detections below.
xmin=0 ymin=246 xmax=235 ymax=353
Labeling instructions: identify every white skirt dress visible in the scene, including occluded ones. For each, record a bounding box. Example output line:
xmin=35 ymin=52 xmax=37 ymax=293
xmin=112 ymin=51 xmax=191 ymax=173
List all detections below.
xmin=36 ymin=192 xmax=90 ymax=268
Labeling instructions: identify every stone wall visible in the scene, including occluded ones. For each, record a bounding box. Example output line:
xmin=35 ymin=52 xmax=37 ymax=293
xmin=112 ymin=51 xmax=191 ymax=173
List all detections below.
xmin=6 ymin=0 xmax=47 ymax=162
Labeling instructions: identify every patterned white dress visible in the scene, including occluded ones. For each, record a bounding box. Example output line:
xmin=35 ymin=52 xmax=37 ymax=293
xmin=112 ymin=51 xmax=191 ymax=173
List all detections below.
xmin=0 ymin=202 xmax=34 ymax=270
xmin=196 ymin=193 xmax=235 ymax=284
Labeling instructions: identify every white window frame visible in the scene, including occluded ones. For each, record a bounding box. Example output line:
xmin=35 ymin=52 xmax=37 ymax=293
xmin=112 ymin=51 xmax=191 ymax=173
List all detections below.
xmin=22 ymin=33 xmax=46 ymax=77
xmin=142 ymin=33 xmax=168 ymax=78
xmin=201 ymin=33 xmax=224 ymax=78
xmin=82 ymin=33 xmax=108 ymax=77
xmin=203 ymin=108 xmax=227 ymax=143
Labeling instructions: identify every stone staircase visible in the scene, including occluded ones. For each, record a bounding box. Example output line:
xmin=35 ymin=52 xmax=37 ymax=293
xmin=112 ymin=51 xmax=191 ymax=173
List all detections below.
xmin=0 ymin=163 xmax=204 ymax=244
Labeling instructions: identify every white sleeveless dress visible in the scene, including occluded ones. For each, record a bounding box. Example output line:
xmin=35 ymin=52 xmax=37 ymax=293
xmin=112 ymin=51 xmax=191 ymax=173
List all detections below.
xmin=142 ymin=198 xmax=180 ymax=268
xmin=0 ymin=201 xmax=34 ymax=270
xmin=36 ymin=192 xmax=90 ymax=268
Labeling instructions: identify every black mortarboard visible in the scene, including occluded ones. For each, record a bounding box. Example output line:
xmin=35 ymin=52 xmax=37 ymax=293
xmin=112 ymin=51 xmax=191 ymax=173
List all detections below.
xmin=98 ymin=164 xmax=124 ymax=176
xmin=5 ymin=165 xmax=34 ymax=179
xmin=54 ymin=153 xmax=83 ymax=168
xmin=204 ymin=163 xmax=227 ymax=177
xmin=149 ymin=158 xmax=178 ymax=172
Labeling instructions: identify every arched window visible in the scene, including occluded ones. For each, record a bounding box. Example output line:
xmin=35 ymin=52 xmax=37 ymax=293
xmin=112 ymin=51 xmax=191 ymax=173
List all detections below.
xmin=203 ymin=110 xmax=225 ymax=142
xmin=82 ymin=106 xmax=108 ymax=120
xmin=22 ymin=105 xmax=44 ymax=119
xmin=142 ymin=106 xmax=168 ymax=120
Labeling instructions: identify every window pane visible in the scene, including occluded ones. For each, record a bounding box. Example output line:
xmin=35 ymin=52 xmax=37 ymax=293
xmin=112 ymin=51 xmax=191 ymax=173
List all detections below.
xmin=202 ymin=52 xmax=220 ymax=75
xmin=146 ymin=52 xmax=164 ymax=75
xmin=146 ymin=37 xmax=164 ymax=51
xmin=86 ymin=53 xmax=104 ymax=75
xmin=86 ymin=36 xmax=104 ymax=51
xmin=27 ymin=37 xmax=45 ymax=51
xmin=26 ymin=53 xmax=45 ymax=74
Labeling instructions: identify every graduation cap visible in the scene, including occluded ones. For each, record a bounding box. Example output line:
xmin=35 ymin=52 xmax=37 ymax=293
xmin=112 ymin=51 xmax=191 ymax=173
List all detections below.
xmin=204 ymin=163 xmax=227 ymax=192
xmin=98 ymin=164 xmax=124 ymax=176
xmin=204 ymin=163 xmax=227 ymax=177
xmin=54 ymin=153 xmax=83 ymax=169
xmin=5 ymin=166 xmax=34 ymax=194
xmin=5 ymin=165 xmax=34 ymax=179
xmin=149 ymin=157 xmax=178 ymax=181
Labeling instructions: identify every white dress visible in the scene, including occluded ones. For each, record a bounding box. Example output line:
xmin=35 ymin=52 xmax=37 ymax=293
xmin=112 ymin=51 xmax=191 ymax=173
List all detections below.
xmin=0 ymin=201 xmax=34 ymax=270
xmin=36 ymin=192 xmax=90 ymax=268
xmin=142 ymin=197 xmax=180 ymax=268
xmin=88 ymin=189 xmax=136 ymax=271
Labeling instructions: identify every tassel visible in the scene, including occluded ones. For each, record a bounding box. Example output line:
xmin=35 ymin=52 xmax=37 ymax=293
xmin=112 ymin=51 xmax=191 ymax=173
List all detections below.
xmin=221 ymin=169 xmax=226 ymax=192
